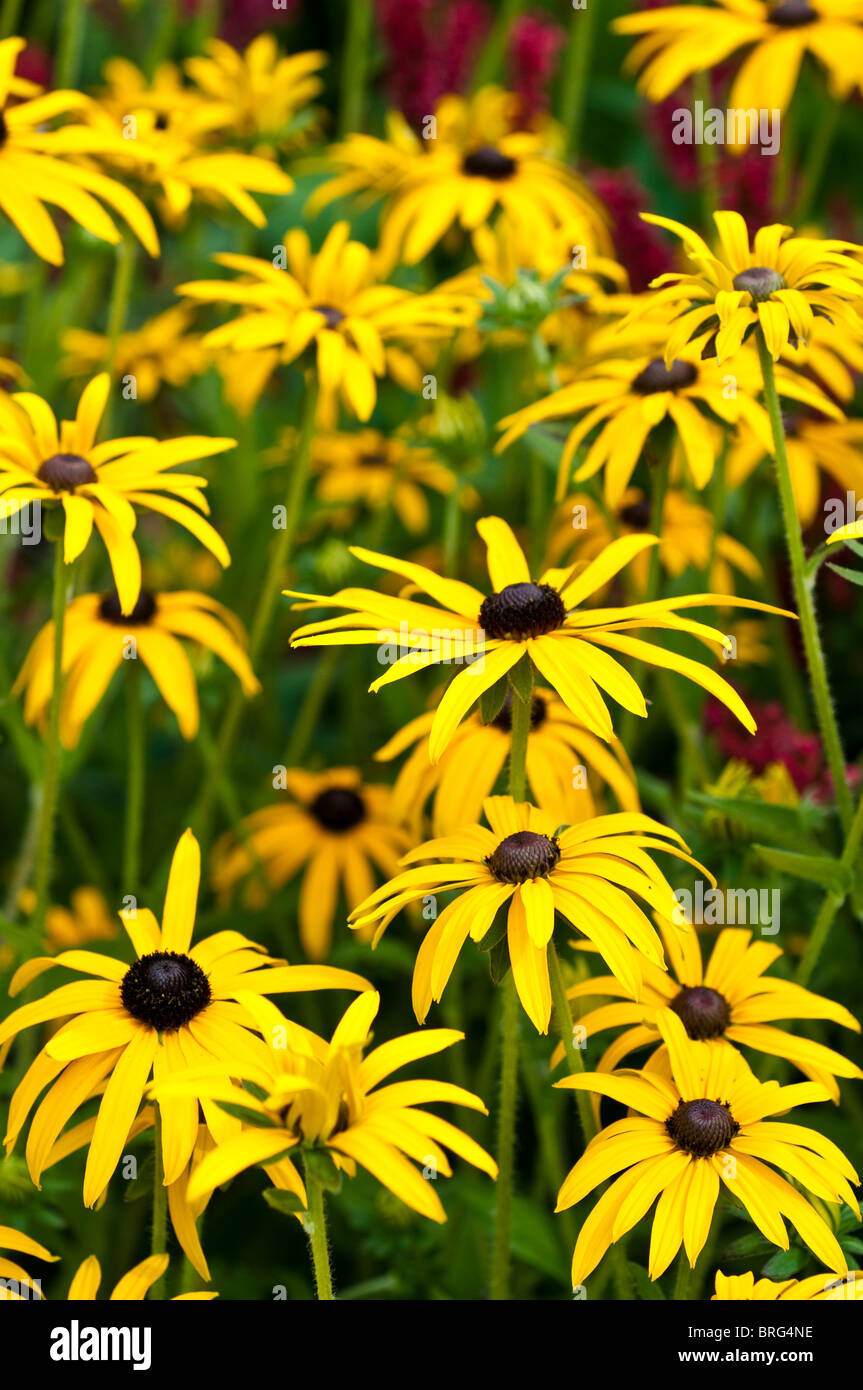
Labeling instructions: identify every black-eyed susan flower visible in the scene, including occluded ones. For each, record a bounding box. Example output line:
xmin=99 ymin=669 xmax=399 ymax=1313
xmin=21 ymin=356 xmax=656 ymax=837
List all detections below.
xmin=306 ymin=86 xmax=610 ymax=269
xmin=61 ymin=306 xmax=210 ymax=401
xmin=497 ymin=334 xmax=841 ymax=504
xmin=556 ymin=1009 xmax=859 ymax=1282
xmin=374 ymin=687 xmax=639 ymax=838
xmin=14 ymin=587 xmax=260 ymax=748
xmin=729 ymin=413 xmax=863 ymax=527
xmin=349 ymin=796 xmax=705 ymax=1034
xmin=0 ymin=829 xmax=370 ymax=1208
xmin=65 ymin=1254 xmax=217 ymax=1300
xmin=630 ymin=210 xmax=863 ymax=363
xmin=184 ymin=37 xmax=327 ymax=149
xmin=558 ymin=926 xmax=863 ymax=1101
xmin=179 ymin=223 xmax=476 ymax=420
xmin=0 ymin=38 xmax=158 ymax=264
xmin=713 ymin=1268 xmax=863 ymax=1300
xmin=0 ymin=1225 xmax=57 ymax=1298
xmin=211 ymin=768 xmax=412 ymax=960
xmin=0 ymin=374 xmax=233 ymax=613
xmin=157 ymin=989 xmax=497 ymax=1223
xmin=288 ymin=516 xmax=792 ymax=760
xmin=614 ymin=2 xmax=863 ymax=130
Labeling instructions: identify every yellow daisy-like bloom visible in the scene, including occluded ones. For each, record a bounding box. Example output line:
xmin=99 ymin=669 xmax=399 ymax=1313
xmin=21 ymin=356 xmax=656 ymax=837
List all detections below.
xmin=558 ymin=926 xmax=863 ymax=1102
xmin=306 ymin=86 xmax=611 ymax=269
xmin=349 ymin=796 xmax=705 ymax=1034
xmin=288 ymin=516 xmax=792 ymax=761
xmin=61 ymin=305 xmax=209 ymax=402
xmin=158 ymin=989 xmax=497 ymax=1222
xmin=0 ymin=1225 xmax=57 ymax=1298
xmin=713 ymin=1268 xmax=863 ymax=1300
xmin=556 ymin=1009 xmax=859 ymax=1283
xmin=18 ymin=885 xmax=118 ymax=951
xmin=0 ymin=374 xmax=233 ymax=613
xmin=179 ymin=222 xmax=476 ymax=420
xmin=497 ymin=335 xmax=843 ymax=505
xmin=729 ymin=413 xmax=863 ymax=526
xmin=629 ymin=210 xmax=863 ymax=363
xmin=0 ymin=38 xmax=159 ymax=264
xmin=211 ymin=767 xmax=412 ymax=961
xmin=184 ymin=37 xmax=327 ymax=147
xmin=614 ymin=1 xmax=863 ymax=132
xmin=14 ymin=587 xmax=260 ymax=748
xmin=65 ymin=1253 xmax=217 ymax=1301
xmin=374 ymin=687 xmax=639 ymax=839
xmin=0 ymin=829 xmax=370 ymax=1208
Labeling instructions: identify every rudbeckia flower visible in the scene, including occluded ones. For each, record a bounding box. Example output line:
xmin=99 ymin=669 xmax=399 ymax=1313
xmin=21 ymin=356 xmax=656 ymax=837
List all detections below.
xmin=65 ymin=1254 xmax=217 ymax=1300
xmin=556 ymin=1009 xmax=859 ymax=1282
xmin=614 ymin=1 xmax=863 ymax=133
xmin=557 ymin=926 xmax=863 ymax=1102
xmin=178 ymin=222 xmax=476 ymax=420
xmin=0 ymin=374 xmax=233 ymax=613
xmin=496 ymin=336 xmax=841 ymax=504
xmin=288 ymin=516 xmax=793 ymax=760
xmin=0 ymin=38 xmax=159 ymax=265
xmin=713 ymin=1269 xmax=863 ymax=1300
xmin=61 ymin=306 xmax=210 ymax=402
xmin=729 ymin=413 xmax=863 ymax=526
xmin=0 ymin=1225 xmax=57 ymax=1298
xmin=374 ymin=687 xmax=640 ymax=838
xmin=14 ymin=587 xmax=260 ymax=748
xmin=184 ymin=37 xmax=327 ymax=148
xmin=158 ymin=989 xmax=497 ymax=1223
xmin=629 ymin=210 xmax=863 ymax=363
xmin=211 ymin=768 xmax=412 ymax=960
xmin=306 ymin=86 xmax=610 ymax=269
xmin=349 ymin=796 xmax=706 ymax=1033
xmin=0 ymin=830 xmax=370 ymax=1207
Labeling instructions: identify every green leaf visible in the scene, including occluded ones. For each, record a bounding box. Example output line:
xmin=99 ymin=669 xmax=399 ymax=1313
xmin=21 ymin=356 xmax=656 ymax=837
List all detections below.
xmin=263 ymin=1188 xmax=305 ymax=1217
xmin=826 ymin=562 xmax=863 ymax=588
xmin=844 ymin=538 xmax=863 ymax=560
xmin=0 ymin=913 xmax=48 ymax=962
xmin=753 ymin=845 xmax=851 ymax=893
xmin=479 ymin=674 xmax=508 ymax=725
xmin=762 ymin=1247 xmax=805 ymax=1279
xmin=489 ymin=935 xmax=511 ymax=984
xmin=508 ymin=654 xmax=534 ymax=706
xmin=304 ymin=1147 xmax=343 ymax=1193
xmin=720 ymin=1232 xmax=772 ymax=1260
xmin=687 ymin=792 xmax=825 ymax=849
xmin=628 ymin=1264 xmax=666 ymax=1300
xmin=212 ymin=1099 xmax=279 ymax=1128
xmin=477 ymin=909 xmax=507 ymax=953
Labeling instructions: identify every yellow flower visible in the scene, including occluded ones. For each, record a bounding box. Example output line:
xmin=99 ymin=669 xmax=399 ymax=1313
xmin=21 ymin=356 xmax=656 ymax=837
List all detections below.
xmin=288 ymin=515 xmax=792 ymax=761
xmin=306 ymin=86 xmax=611 ymax=268
xmin=629 ymin=210 xmax=863 ymax=363
xmin=179 ymin=222 xmax=476 ymax=419
xmin=157 ymin=990 xmax=497 ymax=1223
xmin=18 ymin=885 xmax=118 ymax=951
xmin=0 ymin=37 xmax=158 ymax=264
xmin=0 ymin=830 xmax=370 ymax=1207
xmin=0 ymin=374 xmax=233 ymax=613
xmin=556 ymin=1009 xmax=858 ymax=1283
xmin=349 ymin=796 xmax=705 ymax=1033
xmin=713 ymin=1268 xmax=863 ymax=1300
xmin=14 ymin=587 xmax=260 ymax=748
xmin=211 ymin=768 xmax=412 ymax=960
xmin=0 ymin=1225 xmax=57 ymax=1298
xmin=65 ymin=1253 xmax=217 ymax=1300
xmin=729 ymin=413 xmax=863 ymax=526
xmin=61 ymin=305 xmax=210 ymax=402
xmin=614 ymin=1 xmax=863 ymax=134
xmin=374 ymin=687 xmax=640 ymax=838
xmin=185 ymin=36 xmax=327 ymax=148
xmin=558 ymin=925 xmax=863 ymax=1102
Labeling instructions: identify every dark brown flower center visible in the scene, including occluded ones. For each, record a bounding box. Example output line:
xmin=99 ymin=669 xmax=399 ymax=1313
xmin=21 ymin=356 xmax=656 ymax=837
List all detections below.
xmin=120 ymin=951 xmax=211 ymax=1032
xmin=670 ymin=985 xmax=731 ymax=1040
xmin=732 ymin=266 xmax=786 ymax=301
xmin=0 ymin=110 xmax=7 ymax=147
xmin=462 ymin=145 xmax=517 ymax=180
xmin=619 ymin=497 xmax=653 ymax=531
xmin=479 ymin=582 xmax=566 ymax=640
xmin=37 ymin=453 xmax=97 ymax=493
xmin=492 ymin=690 xmax=547 ymax=733
xmin=486 ymin=829 xmax=561 ymax=884
xmin=666 ymin=1097 xmax=739 ymax=1156
xmin=770 ymin=1 xmax=817 ymax=26
xmin=98 ymin=590 xmax=157 ymax=625
xmin=310 ymin=786 xmax=366 ymax=832
xmin=358 ymin=451 xmax=388 ymax=467
xmin=631 ymin=358 xmax=698 ymax=395
xmin=313 ymin=304 xmax=345 ymax=329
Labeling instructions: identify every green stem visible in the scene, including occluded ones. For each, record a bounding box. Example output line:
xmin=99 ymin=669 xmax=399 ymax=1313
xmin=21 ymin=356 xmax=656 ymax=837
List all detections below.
xmin=757 ymin=330 xmax=853 ymax=834
xmin=56 ymin=0 xmax=88 ymax=90
xmin=489 ymin=972 xmax=520 ymax=1300
xmin=145 ymin=0 xmax=178 ymax=79
xmin=285 ymin=649 xmax=338 ymax=767
xmin=303 ymin=1163 xmax=334 ymax=1300
xmin=122 ymin=659 xmax=145 ymax=897
xmin=548 ymin=940 xmax=596 ymax=1143
xmin=442 ymin=482 xmax=462 ymax=580
xmin=673 ymin=1249 xmax=694 ymax=1301
xmin=507 ymin=682 xmax=531 ymax=803
xmin=340 ymin=0 xmax=373 ymax=137
xmin=33 ymin=542 xmax=71 ymax=932
xmin=792 ymin=101 xmax=840 ymax=225
xmin=796 ymin=787 xmax=863 ymax=987
xmin=618 ymin=451 xmax=670 ymax=751
xmin=104 ymin=234 xmax=137 ymax=436
xmin=150 ymin=1106 xmax=167 ymax=1299
xmin=560 ymin=0 xmax=600 ymax=159
xmin=0 ymin=0 xmax=23 ymax=41
xmin=692 ymin=71 xmax=719 ymax=227
xmin=472 ymin=0 xmax=522 ymax=92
